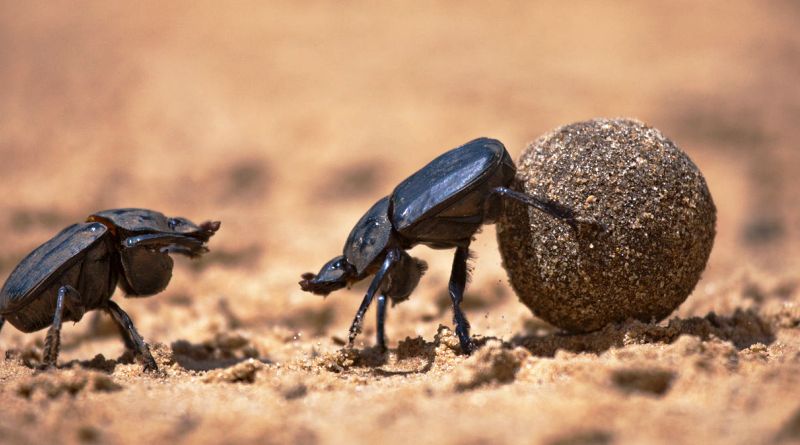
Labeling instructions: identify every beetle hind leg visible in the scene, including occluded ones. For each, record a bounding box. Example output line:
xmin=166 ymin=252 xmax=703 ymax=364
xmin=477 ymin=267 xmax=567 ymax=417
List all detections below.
xmin=103 ymin=312 xmax=137 ymax=351
xmin=42 ymin=285 xmax=82 ymax=369
xmin=105 ymin=301 xmax=158 ymax=372
xmin=449 ymin=245 xmax=474 ymax=355
xmin=376 ymin=294 xmax=388 ymax=352
xmin=491 ymin=186 xmax=606 ymax=233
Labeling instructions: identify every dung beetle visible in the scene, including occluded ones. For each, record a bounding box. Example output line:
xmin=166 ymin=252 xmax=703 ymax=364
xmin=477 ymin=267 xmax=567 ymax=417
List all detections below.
xmin=300 ymin=137 xmax=599 ymax=354
xmin=0 ymin=209 xmax=220 ymax=371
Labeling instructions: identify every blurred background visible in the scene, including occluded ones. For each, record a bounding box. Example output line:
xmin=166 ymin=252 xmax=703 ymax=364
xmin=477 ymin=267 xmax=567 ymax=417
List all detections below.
xmin=1 ymin=0 xmax=798 ymax=385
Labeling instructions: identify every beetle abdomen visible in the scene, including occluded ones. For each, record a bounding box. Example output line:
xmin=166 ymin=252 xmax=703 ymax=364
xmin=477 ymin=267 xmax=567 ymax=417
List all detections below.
xmin=0 ymin=223 xmax=109 ymax=315
xmin=3 ymin=243 xmax=117 ymax=333
xmin=390 ymin=138 xmax=515 ymax=244
xmin=3 ymin=263 xmax=83 ymax=332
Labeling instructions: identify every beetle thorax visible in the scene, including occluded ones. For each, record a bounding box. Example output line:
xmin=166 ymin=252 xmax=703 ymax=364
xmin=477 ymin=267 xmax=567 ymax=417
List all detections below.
xmin=343 ymin=196 xmax=397 ymax=276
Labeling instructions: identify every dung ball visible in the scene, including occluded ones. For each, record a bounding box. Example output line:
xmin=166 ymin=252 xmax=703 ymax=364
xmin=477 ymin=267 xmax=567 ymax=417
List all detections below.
xmin=497 ymin=118 xmax=716 ymax=332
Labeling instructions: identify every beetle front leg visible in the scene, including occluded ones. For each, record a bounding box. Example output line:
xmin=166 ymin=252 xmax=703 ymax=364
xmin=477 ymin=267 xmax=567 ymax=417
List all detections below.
xmin=348 ymin=249 xmax=398 ymax=347
xmin=123 ymin=233 xmax=207 ymax=258
xmin=449 ymin=245 xmax=474 ymax=355
xmin=42 ymin=285 xmax=82 ymax=368
xmin=105 ymin=301 xmax=158 ymax=372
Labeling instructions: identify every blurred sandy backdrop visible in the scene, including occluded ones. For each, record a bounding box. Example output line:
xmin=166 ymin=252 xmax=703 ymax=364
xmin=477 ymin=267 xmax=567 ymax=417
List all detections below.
xmin=1 ymin=2 xmax=799 ymax=444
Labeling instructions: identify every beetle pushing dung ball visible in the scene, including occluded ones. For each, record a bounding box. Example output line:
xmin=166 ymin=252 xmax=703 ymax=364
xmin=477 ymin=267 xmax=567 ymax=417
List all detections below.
xmin=301 ymin=119 xmax=715 ymax=354
xmin=0 ymin=118 xmax=715 ymax=371
xmin=0 ymin=209 xmax=220 ymax=371
xmin=299 ymin=138 xmax=603 ymax=354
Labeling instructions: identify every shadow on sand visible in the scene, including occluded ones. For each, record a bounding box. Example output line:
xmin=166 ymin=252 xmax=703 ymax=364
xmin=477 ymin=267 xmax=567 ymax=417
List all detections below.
xmin=510 ymin=308 xmax=774 ymax=357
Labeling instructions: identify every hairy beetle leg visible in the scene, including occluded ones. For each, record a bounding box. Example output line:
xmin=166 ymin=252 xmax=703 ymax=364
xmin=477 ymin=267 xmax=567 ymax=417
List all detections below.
xmin=493 ymin=186 xmax=606 ymax=235
xmin=105 ymin=301 xmax=158 ymax=372
xmin=449 ymin=245 xmax=475 ymax=355
xmin=492 ymin=187 xmax=574 ymax=220
xmin=42 ymin=285 xmax=83 ymax=368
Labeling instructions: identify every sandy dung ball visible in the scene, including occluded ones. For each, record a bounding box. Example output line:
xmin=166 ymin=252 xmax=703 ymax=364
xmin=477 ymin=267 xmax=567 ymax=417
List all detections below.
xmin=497 ymin=118 xmax=716 ymax=332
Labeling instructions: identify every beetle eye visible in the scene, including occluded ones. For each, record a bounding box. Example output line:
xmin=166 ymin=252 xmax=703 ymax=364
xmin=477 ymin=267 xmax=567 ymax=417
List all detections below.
xmin=334 ymin=259 xmax=346 ymax=269
xmin=168 ymin=218 xmax=179 ymax=230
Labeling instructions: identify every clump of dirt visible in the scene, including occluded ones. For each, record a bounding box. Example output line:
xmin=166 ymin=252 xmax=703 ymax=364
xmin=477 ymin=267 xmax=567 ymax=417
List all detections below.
xmin=514 ymin=309 xmax=773 ymax=357
xmin=316 ymin=347 xmax=363 ymax=373
xmin=315 ymin=325 xmax=464 ymax=373
xmin=610 ymin=367 xmax=676 ymax=395
xmin=450 ymin=340 xmax=530 ymax=391
xmin=148 ymin=342 xmax=176 ymax=369
xmin=433 ymin=324 xmax=464 ymax=355
xmin=4 ymin=343 xmax=41 ymax=368
xmin=202 ymin=358 xmax=265 ymax=384
xmin=171 ymin=331 xmax=263 ymax=371
xmin=280 ymin=378 xmax=308 ymax=400
xmin=79 ymin=353 xmax=123 ymax=373
xmin=16 ymin=369 xmax=122 ymax=399
xmin=396 ymin=335 xmax=433 ymax=360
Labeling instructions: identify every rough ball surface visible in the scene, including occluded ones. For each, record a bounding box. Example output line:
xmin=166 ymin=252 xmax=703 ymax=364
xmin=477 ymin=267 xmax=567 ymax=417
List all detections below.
xmin=497 ymin=118 xmax=716 ymax=332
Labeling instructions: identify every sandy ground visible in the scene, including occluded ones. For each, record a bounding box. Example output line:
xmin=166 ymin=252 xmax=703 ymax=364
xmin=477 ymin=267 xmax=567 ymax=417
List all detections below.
xmin=1 ymin=2 xmax=799 ymax=444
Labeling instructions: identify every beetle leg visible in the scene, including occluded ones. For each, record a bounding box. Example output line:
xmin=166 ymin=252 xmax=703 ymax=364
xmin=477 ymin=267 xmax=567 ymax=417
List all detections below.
xmin=492 ymin=186 xmax=606 ymax=233
xmin=105 ymin=301 xmax=158 ymax=372
xmin=103 ymin=311 xmax=137 ymax=351
xmin=348 ymin=249 xmax=398 ymax=347
xmin=123 ymin=234 xmax=207 ymax=258
xmin=376 ymin=294 xmax=388 ymax=352
xmin=42 ymin=285 xmax=80 ymax=368
xmin=0 ymin=316 xmax=4 ymax=335
xmin=449 ymin=245 xmax=475 ymax=355
xmin=492 ymin=186 xmax=575 ymax=219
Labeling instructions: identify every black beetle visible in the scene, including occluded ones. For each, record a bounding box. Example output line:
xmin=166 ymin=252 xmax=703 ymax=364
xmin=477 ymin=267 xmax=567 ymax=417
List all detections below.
xmin=300 ymin=137 xmax=598 ymax=354
xmin=0 ymin=209 xmax=220 ymax=371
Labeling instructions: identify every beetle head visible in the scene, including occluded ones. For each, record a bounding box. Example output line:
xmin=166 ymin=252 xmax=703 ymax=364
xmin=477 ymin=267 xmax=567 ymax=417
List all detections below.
xmin=89 ymin=209 xmax=221 ymax=258
xmin=166 ymin=217 xmax=221 ymax=245
xmin=299 ymin=255 xmax=357 ymax=296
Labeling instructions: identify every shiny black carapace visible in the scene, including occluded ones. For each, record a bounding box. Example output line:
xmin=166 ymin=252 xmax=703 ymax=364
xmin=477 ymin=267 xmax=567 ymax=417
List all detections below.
xmin=0 ymin=209 xmax=220 ymax=371
xmin=300 ymin=138 xmax=594 ymax=354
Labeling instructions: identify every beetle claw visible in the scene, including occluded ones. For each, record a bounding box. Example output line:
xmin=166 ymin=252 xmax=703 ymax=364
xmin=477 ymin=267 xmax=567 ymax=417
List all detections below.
xmin=141 ymin=362 xmax=160 ymax=373
xmin=139 ymin=352 xmax=159 ymax=373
